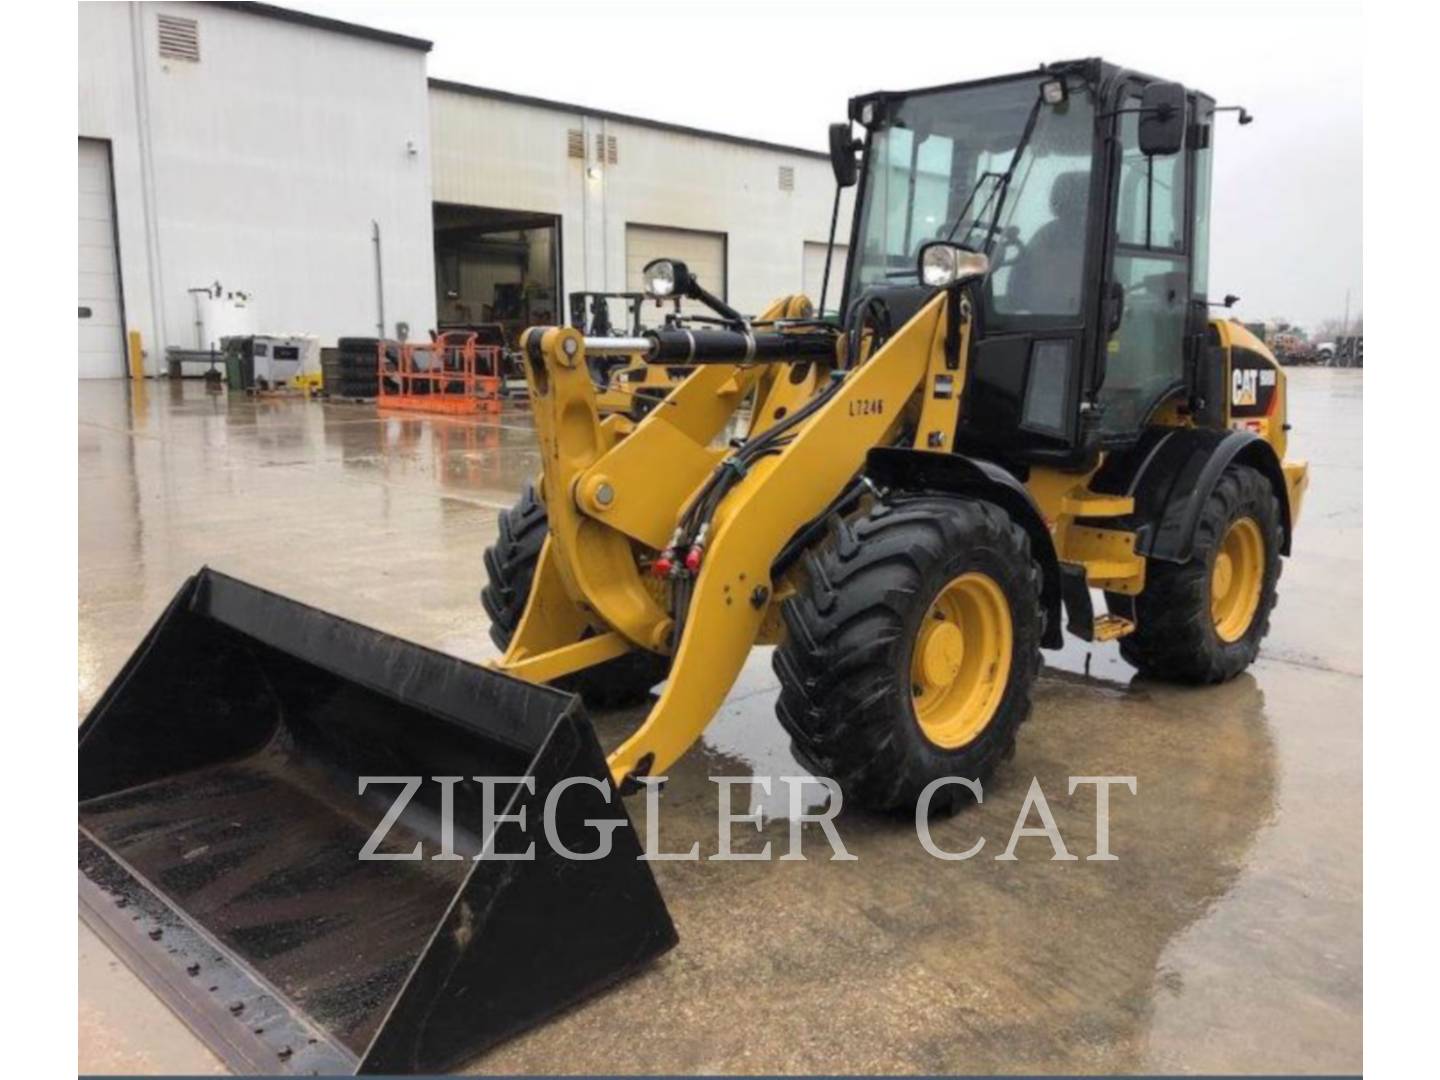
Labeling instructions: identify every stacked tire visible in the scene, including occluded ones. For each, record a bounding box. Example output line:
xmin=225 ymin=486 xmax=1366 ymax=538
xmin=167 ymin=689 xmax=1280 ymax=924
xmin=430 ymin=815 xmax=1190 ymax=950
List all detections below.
xmin=332 ymin=337 xmax=397 ymax=399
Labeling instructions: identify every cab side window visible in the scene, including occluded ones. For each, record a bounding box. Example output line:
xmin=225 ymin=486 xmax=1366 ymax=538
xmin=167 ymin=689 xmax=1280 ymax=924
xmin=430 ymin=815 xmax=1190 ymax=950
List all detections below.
xmin=1117 ymin=121 xmax=1185 ymax=252
xmin=1099 ymin=96 xmax=1190 ymax=436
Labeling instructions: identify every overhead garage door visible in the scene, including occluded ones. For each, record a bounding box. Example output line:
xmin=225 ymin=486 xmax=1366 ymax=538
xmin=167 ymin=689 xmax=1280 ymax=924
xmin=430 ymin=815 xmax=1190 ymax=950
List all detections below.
xmin=79 ymin=139 xmax=124 ymax=379
xmin=626 ymin=225 xmax=726 ymax=318
xmin=802 ymin=241 xmax=848 ymax=316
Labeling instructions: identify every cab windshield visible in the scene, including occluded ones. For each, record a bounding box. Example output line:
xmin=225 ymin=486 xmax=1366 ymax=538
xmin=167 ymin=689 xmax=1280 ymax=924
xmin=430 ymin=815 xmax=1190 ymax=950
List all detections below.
xmin=847 ymin=74 xmax=1097 ymax=320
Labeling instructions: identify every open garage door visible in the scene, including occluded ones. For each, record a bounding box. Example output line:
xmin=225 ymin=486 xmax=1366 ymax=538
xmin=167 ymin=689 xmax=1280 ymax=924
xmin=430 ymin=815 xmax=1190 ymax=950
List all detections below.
xmin=79 ymin=139 xmax=125 ymax=379
xmin=626 ymin=225 xmax=725 ymax=318
xmin=434 ymin=204 xmax=561 ymax=348
xmin=802 ymin=241 xmax=848 ymax=318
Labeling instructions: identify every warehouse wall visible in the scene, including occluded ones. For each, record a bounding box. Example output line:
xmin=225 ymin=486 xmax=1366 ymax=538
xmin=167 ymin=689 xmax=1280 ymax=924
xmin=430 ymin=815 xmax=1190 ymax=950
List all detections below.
xmin=78 ymin=3 xmax=436 ymax=375
xmin=429 ymin=85 xmax=856 ymax=319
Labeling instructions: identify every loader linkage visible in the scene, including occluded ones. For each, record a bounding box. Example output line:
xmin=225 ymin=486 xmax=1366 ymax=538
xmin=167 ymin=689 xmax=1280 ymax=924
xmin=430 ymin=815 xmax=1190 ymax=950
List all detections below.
xmin=501 ymin=290 xmax=972 ymax=787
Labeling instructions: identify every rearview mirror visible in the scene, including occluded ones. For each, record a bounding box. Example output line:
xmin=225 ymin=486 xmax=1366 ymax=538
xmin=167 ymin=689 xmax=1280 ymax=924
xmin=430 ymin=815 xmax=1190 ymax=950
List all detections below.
xmin=829 ymin=122 xmax=859 ymax=188
xmin=1139 ymin=81 xmax=1187 ymax=156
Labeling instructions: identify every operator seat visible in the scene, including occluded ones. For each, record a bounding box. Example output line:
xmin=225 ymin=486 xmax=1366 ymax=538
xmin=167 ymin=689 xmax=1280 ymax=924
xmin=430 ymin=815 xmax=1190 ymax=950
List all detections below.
xmin=1005 ymin=170 xmax=1090 ymax=315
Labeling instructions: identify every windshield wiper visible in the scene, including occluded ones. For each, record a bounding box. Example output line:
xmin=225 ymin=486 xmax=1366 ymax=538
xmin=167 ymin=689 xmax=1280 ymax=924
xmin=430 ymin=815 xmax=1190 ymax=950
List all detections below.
xmin=941 ymin=89 xmax=1047 ymax=255
xmin=944 ymin=171 xmax=1007 ymax=250
xmin=881 ymin=166 xmax=1007 ymax=280
xmin=882 ymin=165 xmax=1007 ymax=280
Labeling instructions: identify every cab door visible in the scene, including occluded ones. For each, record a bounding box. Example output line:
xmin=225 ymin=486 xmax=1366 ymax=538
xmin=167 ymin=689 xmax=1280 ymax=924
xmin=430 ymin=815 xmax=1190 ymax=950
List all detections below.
xmin=1097 ymin=83 xmax=1192 ymax=439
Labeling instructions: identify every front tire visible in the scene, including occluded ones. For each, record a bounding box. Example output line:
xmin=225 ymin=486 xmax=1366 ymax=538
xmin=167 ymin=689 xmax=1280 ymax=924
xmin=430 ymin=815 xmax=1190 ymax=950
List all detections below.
xmin=481 ymin=483 xmax=669 ymax=708
xmin=1107 ymin=463 xmax=1282 ymax=683
xmin=774 ymin=496 xmax=1043 ymax=815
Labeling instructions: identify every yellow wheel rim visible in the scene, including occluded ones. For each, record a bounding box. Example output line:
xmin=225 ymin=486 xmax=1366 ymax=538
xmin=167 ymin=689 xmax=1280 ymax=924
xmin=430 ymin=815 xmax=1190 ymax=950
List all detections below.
xmin=910 ymin=572 xmax=1013 ymax=749
xmin=1211 ymin=517 xmax=1264 ymax=643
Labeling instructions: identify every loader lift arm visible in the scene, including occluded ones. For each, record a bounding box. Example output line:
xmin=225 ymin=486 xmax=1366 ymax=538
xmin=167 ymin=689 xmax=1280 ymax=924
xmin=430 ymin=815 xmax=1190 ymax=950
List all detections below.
xmin=502 ymin=290 xmax=969 ymax=787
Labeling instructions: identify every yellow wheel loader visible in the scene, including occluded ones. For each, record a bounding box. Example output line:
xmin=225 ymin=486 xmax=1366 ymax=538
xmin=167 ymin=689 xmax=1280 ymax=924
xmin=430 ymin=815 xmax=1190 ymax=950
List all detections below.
xmin=78 ymin=60 xmax=1307 ymax=1073
xmin=485 ymin=60 xmax=1307 ymax=807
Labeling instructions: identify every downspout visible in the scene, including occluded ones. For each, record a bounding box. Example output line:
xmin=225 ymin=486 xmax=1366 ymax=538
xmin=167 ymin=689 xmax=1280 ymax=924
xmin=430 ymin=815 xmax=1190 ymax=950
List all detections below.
xmin=372 ymin=220 xmax=385 ymax=337
xmin=130 ymin=1 xmax=168 ymax=374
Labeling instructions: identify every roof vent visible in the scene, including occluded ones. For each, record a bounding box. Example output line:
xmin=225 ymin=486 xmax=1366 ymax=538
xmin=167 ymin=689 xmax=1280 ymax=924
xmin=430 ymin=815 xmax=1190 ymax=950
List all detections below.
xmin=157 ymin=15 xmax=200 ymax=63
xmin=567 ymin=129 xmax=585 ymax=159
xmin=779 ymin=165 xmax=795 ymax=192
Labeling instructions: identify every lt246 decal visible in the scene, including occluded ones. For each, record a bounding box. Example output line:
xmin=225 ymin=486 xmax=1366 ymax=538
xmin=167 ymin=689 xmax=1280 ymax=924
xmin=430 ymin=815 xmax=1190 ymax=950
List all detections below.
xmin=849 ymin=399 xmax=885 ymax=417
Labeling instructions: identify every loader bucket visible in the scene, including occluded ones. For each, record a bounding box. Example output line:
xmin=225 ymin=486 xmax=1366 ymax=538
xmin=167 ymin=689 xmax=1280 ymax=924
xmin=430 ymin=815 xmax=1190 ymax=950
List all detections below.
xmin=78 ymin=568 xmax=677 ymax=1075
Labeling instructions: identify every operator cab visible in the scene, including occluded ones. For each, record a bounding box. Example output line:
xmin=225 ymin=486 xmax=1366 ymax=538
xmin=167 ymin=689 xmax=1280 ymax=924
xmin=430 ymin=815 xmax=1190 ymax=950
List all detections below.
xmin=836 ymin=59 xmax=1220 ymax=469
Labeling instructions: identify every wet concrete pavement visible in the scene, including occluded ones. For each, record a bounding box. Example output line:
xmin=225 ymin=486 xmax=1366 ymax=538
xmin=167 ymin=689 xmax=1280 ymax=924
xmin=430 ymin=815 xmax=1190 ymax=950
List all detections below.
xmin=78 ymin=369 xmax=1362 ymax=1074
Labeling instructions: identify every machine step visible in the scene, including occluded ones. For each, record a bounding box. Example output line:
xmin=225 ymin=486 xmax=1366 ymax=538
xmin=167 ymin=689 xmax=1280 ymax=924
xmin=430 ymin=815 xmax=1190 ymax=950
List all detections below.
xmin=1093 ymin=614 xmax=1136 ymax=641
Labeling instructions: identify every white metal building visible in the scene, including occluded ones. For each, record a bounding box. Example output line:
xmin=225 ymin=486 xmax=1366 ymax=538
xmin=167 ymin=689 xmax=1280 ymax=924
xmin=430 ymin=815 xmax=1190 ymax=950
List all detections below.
xmin=428 ymin=81 xmax=854 ymax=331
xmin=78 ymin=2 xmax=436 ymax=378
xmin=77 ymin=3 xmax=855 ymax=380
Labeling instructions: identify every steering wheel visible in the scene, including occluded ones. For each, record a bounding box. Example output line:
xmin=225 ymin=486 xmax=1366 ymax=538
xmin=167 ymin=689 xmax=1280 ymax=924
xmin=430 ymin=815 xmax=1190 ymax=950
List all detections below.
xmin=983 ymin=226 xmax=1025 ymax=274
xmin=1125 ymin=279 xmax=1180 ymax=304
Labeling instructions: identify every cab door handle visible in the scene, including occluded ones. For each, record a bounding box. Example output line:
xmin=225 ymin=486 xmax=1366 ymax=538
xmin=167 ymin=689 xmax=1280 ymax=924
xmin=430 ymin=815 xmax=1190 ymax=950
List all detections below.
xmin=1105 ymin=281 xmax=1125 ymax=334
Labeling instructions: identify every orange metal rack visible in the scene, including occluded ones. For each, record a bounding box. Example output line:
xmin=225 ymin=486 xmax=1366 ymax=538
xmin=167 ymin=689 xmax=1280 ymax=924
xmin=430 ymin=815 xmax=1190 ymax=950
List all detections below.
xmin=377 ymin=331 xmax=503 ymax=415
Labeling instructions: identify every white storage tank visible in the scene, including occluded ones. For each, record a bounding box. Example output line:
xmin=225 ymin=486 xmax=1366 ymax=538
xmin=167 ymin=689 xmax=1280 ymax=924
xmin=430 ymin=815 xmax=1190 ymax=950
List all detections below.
xmin=199 ymin=288 xmax=254 ymax=351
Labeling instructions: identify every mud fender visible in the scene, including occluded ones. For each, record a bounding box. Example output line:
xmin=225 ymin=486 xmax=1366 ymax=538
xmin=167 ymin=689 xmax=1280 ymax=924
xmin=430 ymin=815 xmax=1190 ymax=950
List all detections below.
xmin=865 ymin=447 xmax=1064 ymax=649
xmin=1093 ymin=427 xmax=1293 ymax=563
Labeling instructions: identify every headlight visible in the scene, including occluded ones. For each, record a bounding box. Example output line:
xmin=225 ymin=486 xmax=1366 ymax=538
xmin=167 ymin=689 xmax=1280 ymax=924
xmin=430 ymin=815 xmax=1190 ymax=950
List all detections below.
xmin=642 ymin=258 xmax=690 ymax=299
xmin=645 ymin=260 xmax=676 ymax=297
xmin=918 ymin=242 xmax=990 ymax=288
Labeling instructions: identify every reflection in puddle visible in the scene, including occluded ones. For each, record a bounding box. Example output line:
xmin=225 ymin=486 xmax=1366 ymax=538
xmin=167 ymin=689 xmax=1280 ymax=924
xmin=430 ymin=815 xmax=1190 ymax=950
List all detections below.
xmin=619 ymin=630 xmax=1150 ymax=825
xmin=1041 ymin=594 xmax=1140 ymax=686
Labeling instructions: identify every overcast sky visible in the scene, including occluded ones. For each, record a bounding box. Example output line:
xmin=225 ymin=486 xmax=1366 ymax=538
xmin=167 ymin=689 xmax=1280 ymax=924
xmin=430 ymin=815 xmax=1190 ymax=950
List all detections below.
xmin=297 ymin=0 xmax=1362 ymax=331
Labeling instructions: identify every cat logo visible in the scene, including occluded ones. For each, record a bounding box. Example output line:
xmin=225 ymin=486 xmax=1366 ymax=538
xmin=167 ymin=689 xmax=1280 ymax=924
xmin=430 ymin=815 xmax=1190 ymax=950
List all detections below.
xmin=1232 ymin=368 xmax=1259 ymax=407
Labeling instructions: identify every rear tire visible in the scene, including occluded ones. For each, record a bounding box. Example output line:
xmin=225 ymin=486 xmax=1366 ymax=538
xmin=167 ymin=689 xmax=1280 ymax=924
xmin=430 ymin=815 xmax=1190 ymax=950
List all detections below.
xmin=774 ymin=495 xmax=1043 ymax=815
xmin=482 ymin=483 xmax=669 ymax=708
xmin=1106 ymin=463 xmax=1282 ymax=683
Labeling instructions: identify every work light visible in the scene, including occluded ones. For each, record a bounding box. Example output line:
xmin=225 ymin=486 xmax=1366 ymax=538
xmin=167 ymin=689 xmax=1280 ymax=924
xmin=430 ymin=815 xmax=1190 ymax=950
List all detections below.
xmin=918 ymin=242 xmax=990 ymax=288
xmin=643 ymin=258 xmax=691 ymax=299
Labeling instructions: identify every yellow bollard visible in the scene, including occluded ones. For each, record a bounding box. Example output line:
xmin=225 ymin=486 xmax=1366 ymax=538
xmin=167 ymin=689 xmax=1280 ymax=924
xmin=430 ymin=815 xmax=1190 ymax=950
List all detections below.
xmin=127 ymin=330 xmax=144 ymax=380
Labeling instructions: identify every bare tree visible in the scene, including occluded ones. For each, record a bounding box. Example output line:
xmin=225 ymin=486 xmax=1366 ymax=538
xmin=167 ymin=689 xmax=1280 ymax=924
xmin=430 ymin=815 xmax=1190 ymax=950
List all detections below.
xmin=1314 ymin=313 xmax=1363 ymax=341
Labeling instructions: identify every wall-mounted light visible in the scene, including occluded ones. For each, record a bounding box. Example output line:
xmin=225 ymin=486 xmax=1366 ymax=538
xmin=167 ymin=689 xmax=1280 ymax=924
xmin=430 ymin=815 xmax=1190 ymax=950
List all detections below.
xmin=586 ymin=165 xmax=601 ymax=180
xmin=406 ymin=140 xmax=418 ymax=157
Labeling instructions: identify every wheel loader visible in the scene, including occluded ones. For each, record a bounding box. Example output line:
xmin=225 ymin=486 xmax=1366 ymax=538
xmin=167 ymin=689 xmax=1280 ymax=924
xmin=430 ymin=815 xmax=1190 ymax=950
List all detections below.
xmin=78 ymin=59 xmax=1308 ymax=1074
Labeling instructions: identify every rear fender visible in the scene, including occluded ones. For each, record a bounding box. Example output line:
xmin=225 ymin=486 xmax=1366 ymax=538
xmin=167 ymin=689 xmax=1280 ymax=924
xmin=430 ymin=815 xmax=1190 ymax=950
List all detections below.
xmin=865 ymin=447 xmax=1064 ymax=649
xmin=1093 ymin=427 xmax=1293 ymax=563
